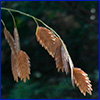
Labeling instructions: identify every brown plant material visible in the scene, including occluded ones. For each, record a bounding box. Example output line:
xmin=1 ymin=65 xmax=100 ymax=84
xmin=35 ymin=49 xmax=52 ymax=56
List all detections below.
xmin=36 ymin=26 xmax=93 ymax=96
xmin=17 ymin=50 xmax=31 ymax=82
xmin=3 ymin=27 xmax=31 ymax=82
xmin=73 ymin=68 xmax=93 ymax=96
xmin=36 ymin=27 xmax=64 ymax=72
xmin=14 ymin=27 xmax=20 ymax=53
xmin=36 ymin=27 xmax=61 ymax=57
xmin=61 ymin=44 xmax=74 ymax=86
xmin=11 ymin=53 xmax=18 ymax=82
xmin=61 ymin=45 xmax=70 ymax=74
xmin=4 ymin=27 xmax=17 ymax=56
xmin=54 ymin=43 xmax=63 ymax=72
xmin=4 ymin=27 xmax=18 ymax=82
xmin=36 ymin=26 xmax=73 ymax=80
xmin=54 ymin=38 xmax=65 ymax=72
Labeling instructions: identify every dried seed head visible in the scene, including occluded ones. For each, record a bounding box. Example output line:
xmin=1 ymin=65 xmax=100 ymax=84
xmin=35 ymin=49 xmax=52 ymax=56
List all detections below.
xmin=35 ymin=26 xmax=93 ymax=96
xmin=73 ymin=68 xmax=93 ymax=96
xmin=17 ymin=50 xmax=31 ymax=82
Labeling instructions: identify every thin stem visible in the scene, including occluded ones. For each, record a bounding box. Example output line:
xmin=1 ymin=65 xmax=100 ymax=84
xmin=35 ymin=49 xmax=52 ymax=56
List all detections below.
xmin=1 ymin=7 xmax=68 ymax=50
xmin=1 ymin=7 xmax=74 ymax=68
xmin=1 ymin=7 xmax=39 ymax=26
xmin=8 ymin=10 xmax=21 ymax=50
xmin=35 ymin=18 xmax=60 ymax=38
xmin=33 ymin=17 xmax=39 ymax=26
xmin=8 ymin=10 xmax=17 ymax=27
xmin=1 ymin=7 xmax=60 ymax=38
xmin=1 ymin=19 xmax=6 ymax=27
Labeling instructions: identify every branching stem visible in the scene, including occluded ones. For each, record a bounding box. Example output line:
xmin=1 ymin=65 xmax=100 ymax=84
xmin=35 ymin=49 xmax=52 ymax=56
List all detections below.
xmin=8 ymin=10 xmax=17 ymax=27
xmin=1 ymin=7 xmax=73 ymax=67
xmin=1 ymin=7 xmax=60 ymax=37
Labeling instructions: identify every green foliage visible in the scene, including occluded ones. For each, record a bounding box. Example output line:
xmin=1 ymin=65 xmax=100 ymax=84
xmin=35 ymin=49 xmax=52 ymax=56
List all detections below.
xmin=94 ymin=70 xmax=99 ymax=81
xmin=8 ymin=76 xmax=95 ymax=99
xmin=8 ymin=78 xmax=73 ymax=99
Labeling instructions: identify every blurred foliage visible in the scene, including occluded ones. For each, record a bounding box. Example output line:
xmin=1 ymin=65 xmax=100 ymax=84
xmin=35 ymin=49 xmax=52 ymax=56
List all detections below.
xmin=1 ymin=1 xmax=99 ymax=99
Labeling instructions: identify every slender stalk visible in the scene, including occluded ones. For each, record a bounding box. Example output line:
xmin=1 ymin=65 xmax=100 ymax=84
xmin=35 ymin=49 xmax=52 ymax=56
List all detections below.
xmin=1 ymin=7 xmax=73 ymax=60
xmin=1 ymin=7 xmax=39 ymax=26
xmin=1 ymin=7 xmax=71 ymax=57
xmin=8 ymin=10 xmax=21 ymax=50
xmin=35 ymin=18 xmax=60 ymax=38
xmin=8 ymin=10 xmax=17 ymax=27
xmin=1 ymin=7 xmax=60 ymax=37
xmin=1 ymin=19 xmax=6 ymax=27
xmin=1 ymin=7 xmax=72 ymax=55
xmin=1 ymin=7 xmax=74 ymax=70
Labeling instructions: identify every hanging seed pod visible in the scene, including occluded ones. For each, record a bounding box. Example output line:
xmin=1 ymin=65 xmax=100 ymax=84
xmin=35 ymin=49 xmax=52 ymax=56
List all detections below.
xmin=11 ymin=53 xmax=18 ymax=82
xmin=36 ymin=27 xmax=64 ymax=72
xmin=73 ymin=68 xmax=93 ymax=96
xmin=4 ymin=27 xmax=18 ymax=82
xmin=13 ymin=27 xmax=31 ymax=82
xmin=14 ymin=27 xmax=20 ymax=53
xmin=36 ymin=26 xmax=93 ymax=96
xmin=17 ymin=50 xmax=31 ymax=82
xmin=4 ymin=27 xmax=17 ymax=56
xmin=3 ymin=19 xmax=31 ymax=82
xmin=36 ymin=27 xmax=60 ymax=57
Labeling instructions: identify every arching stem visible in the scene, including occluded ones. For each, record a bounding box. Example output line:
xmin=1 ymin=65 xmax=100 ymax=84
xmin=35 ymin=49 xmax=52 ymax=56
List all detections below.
xmin=1 ymin=7 xmax=60 ymax=37
xmin=1 ymin=7 xmax=74 ymax=82
xmin=1 ymin=19 xmax=6 ymax=27
xmin=8 ymin=10 xmax=21 ymax=51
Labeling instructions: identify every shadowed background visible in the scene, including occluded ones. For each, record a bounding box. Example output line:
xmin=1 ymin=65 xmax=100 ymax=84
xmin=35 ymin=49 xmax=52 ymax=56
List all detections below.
xmin=1 ymin=1 xmax=99 ymax=99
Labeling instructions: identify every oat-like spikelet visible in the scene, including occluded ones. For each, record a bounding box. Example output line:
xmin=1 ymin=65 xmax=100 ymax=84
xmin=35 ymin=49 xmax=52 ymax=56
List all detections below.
xmin=36 ymin=26 xmax=93 ymax=96
xmin=4 ymin=27 xmax=19 ymax=82
xmin=4 ymin=27 xmax=17 ymax=56
xmin=36 ymin=27 xmax=64 ymax=72
xmin=73 ymin=68 xmax=93 ymax=96
xmin=3 ymin=25 xmax=31 ymax=82
xmin=36 ymin=27 xmax=59 ymax=57
xmin=61 ymin=44 xmax=74 ymax=86
xmin=61 ymin=45 xmax=70 ymax=74
xmin=17 ymin=50 xmax=31 ymax=82
xmin=54 ymin=38 xmax=64 ymax=72
xmin=14 ymin=27 xmax=20 ymax=53
xmin=11 ymin=53 xmax=18 ymax=82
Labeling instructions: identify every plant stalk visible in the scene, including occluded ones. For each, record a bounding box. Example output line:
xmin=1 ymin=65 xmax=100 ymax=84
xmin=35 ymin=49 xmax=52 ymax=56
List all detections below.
xmin=1 ymin=7 xmax=60 ymax=37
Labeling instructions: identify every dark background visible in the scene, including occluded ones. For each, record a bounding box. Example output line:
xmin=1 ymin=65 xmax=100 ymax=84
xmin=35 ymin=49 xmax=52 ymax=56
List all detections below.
xmin=1 ymin=1 xmax=99 ymax=99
